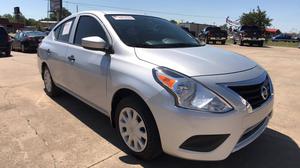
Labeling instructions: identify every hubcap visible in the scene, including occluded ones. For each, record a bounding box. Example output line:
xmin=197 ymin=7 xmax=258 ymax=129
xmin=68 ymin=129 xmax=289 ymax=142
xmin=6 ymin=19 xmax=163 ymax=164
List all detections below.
xmin=44 ymin=69 xmax=52 ymax=92
xmin=119 ymin=107 xmax=147 ymax=152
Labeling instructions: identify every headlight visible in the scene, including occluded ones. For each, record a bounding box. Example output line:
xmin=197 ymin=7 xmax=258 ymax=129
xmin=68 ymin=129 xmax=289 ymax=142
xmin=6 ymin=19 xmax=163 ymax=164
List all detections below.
xmin=153 ymin=67 xmax=233 ymax=113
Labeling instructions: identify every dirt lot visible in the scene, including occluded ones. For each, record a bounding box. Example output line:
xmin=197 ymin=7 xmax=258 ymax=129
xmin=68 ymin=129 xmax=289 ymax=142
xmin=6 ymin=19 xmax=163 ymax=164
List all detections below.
xmin=0 ymin=45 xmax=300 ymax=168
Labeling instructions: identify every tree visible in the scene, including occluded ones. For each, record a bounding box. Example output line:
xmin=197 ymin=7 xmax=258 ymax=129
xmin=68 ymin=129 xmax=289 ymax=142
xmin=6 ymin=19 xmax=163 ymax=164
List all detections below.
xmin=220 ymin=24 xmax=228 ymax=30
xmin=26 ymin=18 xmax=38 ymax=26
xmin=240 ymin=6 xmax=272 ymax=30
xmin=1 ymin=13 xmax=26 ymax=23
xmin=170 ymin=20 xmax=177 ymax=24
xmin=54 ymin=7 xmax=72 ymax=21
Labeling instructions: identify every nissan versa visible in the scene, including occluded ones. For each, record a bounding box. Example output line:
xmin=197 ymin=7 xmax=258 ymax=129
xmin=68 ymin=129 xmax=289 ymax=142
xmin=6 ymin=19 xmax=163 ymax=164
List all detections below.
xmin=37 ymin=11 xmax=274 ymax=161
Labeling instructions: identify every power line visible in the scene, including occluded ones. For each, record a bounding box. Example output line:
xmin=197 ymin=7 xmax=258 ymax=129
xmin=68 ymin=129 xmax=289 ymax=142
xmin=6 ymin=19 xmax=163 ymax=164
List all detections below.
xmin=63 ymin=0 xmax=224 ymax=19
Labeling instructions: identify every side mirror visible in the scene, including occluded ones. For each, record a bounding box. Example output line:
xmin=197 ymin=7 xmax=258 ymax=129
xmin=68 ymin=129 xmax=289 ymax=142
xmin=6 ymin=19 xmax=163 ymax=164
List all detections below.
xmin=82 ymin=36 xmax=107 ymax=51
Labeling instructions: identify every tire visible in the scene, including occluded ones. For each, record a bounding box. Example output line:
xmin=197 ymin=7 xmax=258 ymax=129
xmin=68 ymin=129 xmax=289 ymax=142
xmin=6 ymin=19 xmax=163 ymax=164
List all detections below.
xmin=115 ymin=96 xmax=162 ymax=160
xmin=221 ymin=40 xmax=226 ymax=45
xmin=21 ymin=44 xmax=26 ymax=53
xmin=233 ymin=40 xmax=237 ymax=45
xmin=258 ymin=41 xmax=264 ymax=47
xmin=205 ymin=38 xmax=210 ymax=44
xmin=5 ymin=49 xmax=11 ymax=56
xmin=212 ymin=41 xmax=216 ymax=44
xmin=240 ymin=40 xmax=244 ymax=46
xmin=43 ymin=67 xmax=60 ymax=97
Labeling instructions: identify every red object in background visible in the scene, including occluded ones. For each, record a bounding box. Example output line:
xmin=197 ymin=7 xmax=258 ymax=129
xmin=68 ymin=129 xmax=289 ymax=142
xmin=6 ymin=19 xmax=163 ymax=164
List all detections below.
xmin=265 ymin=28 xmax=280 ymax=34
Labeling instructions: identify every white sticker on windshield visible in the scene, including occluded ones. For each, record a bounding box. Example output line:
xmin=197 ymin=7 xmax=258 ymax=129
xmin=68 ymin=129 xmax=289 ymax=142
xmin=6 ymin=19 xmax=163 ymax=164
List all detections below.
xmin=112 ymin=16 xmax=135 ymax=20
xmin=62 ymin=21 xmax=72 ymax=35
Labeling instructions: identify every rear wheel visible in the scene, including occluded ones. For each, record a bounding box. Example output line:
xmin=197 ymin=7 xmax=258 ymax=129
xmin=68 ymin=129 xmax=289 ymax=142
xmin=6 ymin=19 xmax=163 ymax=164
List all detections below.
xmin=240 ymin=40 xmax=244 ymax=46
xmin=21 ymin=44 xmax=26 ymax=53
xmin=43 ymin=67 xmax=60 ymax=97
xmin=115 ymin=96 xmax=162 ymax=160
xmin=205 ymin=38 xmax=210 ymax=44
xmin=5 ymin=49 xmax=11 ymax=56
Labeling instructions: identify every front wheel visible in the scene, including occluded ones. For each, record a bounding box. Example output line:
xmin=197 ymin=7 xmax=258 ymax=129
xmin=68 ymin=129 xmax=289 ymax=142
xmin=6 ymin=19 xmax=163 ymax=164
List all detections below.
xmin=115 ymin=96 xmax=162 ymax=160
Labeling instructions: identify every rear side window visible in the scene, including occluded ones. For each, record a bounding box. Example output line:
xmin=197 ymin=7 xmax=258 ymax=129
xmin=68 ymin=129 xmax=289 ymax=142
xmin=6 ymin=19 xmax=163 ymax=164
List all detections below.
xmin=74 ymin=16 xmax=108 ymax=45
xmin=0 ymin=27 xmax=7 ymax=37
xmin=54 ymin=18 xmax=75 ymax=42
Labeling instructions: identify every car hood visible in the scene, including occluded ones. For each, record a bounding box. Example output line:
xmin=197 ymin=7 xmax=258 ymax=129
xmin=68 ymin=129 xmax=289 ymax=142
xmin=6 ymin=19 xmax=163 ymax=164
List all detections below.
xmin=135 ymin=46 xmax=257 ymax=76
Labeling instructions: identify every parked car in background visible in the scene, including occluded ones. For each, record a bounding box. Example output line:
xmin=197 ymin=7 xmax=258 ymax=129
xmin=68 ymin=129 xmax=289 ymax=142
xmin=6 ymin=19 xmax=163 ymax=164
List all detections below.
xmin=272 ymin=34 xmax=299 ymax=42
xmin=38 ymin=11 xmax=274 ymax=161
xmin=199 ymin=26 xmax=227 ymax=44
xmin=181 ymin=27 xmax=196 ymax=37
xmin=233 ymin=25 xmax=265 ymax=47
xmin=0 ymin=26 xmax=12 ymax=56
xmin=12 ymin=31 xmax=46 ymax=52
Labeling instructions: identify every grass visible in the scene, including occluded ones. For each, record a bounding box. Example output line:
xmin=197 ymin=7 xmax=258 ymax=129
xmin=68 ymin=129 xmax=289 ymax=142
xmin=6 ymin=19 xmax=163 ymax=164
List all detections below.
xmin=265 ymin=40 xmax=299 ymax=48
xmin=226 ymin=39 xmax=299 ymax=48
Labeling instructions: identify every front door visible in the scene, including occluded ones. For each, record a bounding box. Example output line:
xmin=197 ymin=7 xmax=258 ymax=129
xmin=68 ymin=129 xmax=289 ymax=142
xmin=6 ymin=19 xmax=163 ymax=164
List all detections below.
xmin=66 ymin=15 xmax=110 ymax=110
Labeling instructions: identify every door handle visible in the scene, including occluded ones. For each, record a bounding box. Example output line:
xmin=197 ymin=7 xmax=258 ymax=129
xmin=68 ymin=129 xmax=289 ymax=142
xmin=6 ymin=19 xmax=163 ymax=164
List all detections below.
xmin=67 ymin=55 xmax=76 ymax=62
xmin=46 ymin=49 xmax=51 ymax=56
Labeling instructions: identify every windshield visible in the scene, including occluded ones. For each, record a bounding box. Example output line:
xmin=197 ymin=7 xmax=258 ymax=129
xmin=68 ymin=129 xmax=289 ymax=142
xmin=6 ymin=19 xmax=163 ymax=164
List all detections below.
xmin=240 ymin=26 xmax=260 ymax=31
xmin=105 ymin=14 xmax=200 ymax=48
xmin=206 ymin=27 xmax=221 ymax=31
xmin=25 ymin=31 xmax=46 ymax=37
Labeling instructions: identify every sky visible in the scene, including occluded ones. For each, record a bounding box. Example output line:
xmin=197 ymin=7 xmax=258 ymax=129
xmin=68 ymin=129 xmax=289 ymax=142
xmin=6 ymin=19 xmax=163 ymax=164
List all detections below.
xmin=1 ymin=0 xmax=299 ymax=33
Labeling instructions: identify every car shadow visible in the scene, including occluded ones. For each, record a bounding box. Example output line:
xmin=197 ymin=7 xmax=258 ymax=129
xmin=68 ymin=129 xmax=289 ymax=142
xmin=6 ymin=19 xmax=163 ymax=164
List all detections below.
xmin=51 ymin=91 xmax=300 ymax=168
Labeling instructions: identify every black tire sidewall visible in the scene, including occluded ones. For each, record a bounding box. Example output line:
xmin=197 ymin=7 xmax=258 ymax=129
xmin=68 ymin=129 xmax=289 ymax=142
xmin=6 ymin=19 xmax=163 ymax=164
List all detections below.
xmin=43 ymin=67 xmax=59 ymax=97
xmin=115 ymin=96 xmax=162 ymax=160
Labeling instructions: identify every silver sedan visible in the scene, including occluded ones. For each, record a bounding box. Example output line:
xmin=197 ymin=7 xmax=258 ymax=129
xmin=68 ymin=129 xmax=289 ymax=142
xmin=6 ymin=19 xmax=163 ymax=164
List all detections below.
xmin=37 ymin=11 xmax=274 ymax=161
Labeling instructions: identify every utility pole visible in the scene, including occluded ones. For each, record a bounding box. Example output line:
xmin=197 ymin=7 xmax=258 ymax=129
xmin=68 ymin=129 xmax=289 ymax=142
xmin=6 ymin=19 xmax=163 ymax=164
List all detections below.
xmin=76 ymin=5 xmax=78 ymax=13
xmin=59 ymin=0 xmax=63 ymax=21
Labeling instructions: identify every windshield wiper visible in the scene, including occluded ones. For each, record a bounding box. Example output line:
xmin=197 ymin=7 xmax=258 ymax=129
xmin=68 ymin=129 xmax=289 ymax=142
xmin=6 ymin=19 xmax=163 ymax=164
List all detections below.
xmin=134 ymin=43 xmax=200 ymax=48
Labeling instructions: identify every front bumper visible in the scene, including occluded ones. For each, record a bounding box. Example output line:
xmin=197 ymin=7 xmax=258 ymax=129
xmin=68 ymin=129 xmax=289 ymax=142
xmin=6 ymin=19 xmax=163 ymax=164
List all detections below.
xmin=208 ymin=37 xmax=227 ymax=41
xmin=242 ymin=37 xmax=265 ymax=42
xmin=146 ymin=69 xmax=273 ymax=161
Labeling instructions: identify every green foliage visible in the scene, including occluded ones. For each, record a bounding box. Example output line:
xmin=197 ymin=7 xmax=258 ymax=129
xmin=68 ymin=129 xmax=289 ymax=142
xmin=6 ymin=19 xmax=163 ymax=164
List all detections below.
xmin=220 ymin=24 xmax=228 ymax=30
xmin=42 ymin=7 xmax=72 ymax=21
xmin=240 ymin=6 xmax=272 ymax=29
xmin=0 ymin=13 xmax=26 ymax=23
xmin=170 ymin=20 xmax=177 ymax=24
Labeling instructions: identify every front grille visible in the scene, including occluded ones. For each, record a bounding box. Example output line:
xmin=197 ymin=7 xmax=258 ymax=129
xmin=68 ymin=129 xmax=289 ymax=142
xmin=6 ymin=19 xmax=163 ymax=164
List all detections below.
xmin=229 ymin=76 xmax=271 ymax=109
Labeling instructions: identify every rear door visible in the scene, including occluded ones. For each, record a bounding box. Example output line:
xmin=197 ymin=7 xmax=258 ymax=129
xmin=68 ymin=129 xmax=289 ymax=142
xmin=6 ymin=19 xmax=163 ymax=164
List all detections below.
xmin=13 ymin=32 xmax=22 ymax=50
xmin=66 ymin=14 xmax=111 ymax=110
xmin=0 ymin=27 xmax=8 ymax=48
xmin=41 ymin=18 xmax=76 ymax=87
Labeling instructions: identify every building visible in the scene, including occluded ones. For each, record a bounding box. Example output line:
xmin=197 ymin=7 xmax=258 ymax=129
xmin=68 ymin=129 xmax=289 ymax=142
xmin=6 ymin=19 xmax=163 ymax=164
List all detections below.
xmin=0 ymin=18 xmax=24 ymax=33
xmin=179 ymin=22 xmax=213 ymax=36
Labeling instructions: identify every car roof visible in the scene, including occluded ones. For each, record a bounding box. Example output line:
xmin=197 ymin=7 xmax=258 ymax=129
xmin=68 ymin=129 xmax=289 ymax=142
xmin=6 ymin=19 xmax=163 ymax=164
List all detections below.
xmin=72 ymin=10 xmax=140 ymax=17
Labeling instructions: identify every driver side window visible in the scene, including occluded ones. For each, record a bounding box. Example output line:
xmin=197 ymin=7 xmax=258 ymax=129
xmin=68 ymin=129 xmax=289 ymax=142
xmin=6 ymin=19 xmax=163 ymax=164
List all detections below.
xmin=74 ymin=16 xmax=108 ymax=46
